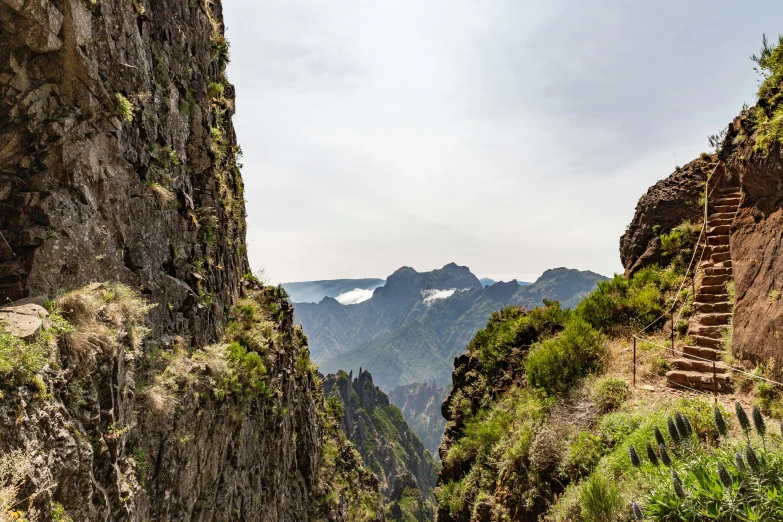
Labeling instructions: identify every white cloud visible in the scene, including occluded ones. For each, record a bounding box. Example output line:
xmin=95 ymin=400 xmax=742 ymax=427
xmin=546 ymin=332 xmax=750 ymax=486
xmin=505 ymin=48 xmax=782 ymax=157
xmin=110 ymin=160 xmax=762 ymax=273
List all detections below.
xmin=422 ymin=288 xmax=458 ymax=306
xmin=335 ymin=288 xmax=375 ymax=305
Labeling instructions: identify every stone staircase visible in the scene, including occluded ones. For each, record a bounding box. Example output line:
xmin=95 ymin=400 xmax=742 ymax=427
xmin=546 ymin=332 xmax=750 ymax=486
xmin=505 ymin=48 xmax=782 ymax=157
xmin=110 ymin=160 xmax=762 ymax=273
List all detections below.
xmin=666 ymin=185 xmax=741 ymax=392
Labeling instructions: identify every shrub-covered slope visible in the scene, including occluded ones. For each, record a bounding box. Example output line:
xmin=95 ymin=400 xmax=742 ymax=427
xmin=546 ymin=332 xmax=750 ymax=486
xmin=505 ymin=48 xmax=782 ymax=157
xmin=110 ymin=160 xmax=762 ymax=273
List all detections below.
xmin=323 ymin=370 xmax=439 ymax=522
xmin=0 ymin=282 xmax=386 ymax=521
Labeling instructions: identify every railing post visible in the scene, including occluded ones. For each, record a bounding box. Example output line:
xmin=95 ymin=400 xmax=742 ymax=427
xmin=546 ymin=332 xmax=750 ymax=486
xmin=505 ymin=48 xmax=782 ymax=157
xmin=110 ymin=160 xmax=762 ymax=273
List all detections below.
xmin=713 ymin=361 xmax=717 ymax=403
xmin=671 ymin=312 xmax=675 ymax=351
xmin=633 ymin=337 xmax=637 ymax=388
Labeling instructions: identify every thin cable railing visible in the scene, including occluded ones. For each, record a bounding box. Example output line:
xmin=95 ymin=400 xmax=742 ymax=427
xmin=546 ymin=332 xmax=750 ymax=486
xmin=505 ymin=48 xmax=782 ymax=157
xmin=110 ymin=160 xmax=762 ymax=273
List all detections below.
xmin=627 ymin=163 xmax=783 ymax=398
xmin=632 ymin=162 xmax=723 ymax=338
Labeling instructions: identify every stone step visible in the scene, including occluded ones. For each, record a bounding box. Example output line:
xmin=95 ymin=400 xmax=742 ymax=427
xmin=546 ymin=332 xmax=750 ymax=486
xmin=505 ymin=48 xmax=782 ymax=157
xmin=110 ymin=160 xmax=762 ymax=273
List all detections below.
xmin=712 ymin=251 xmax=732 ymax=262
xmin=694 ymin=302 xmax=732 ymax=314
xmin=688 ymin=324 xmax=728 ymax=339
xmin=695 ymin=293 xmax=729 ymax=304
xmin=710 ymin=211 xmax=737 ymax=219
xmin=683 ymin=345 xmax=723 ymax=361
xmin=666 ymin=369 xmax=731 ymax=391
xmin=702 ymin=274 xmax=731 ymax=286
xmin=709 ymin=217 xmax=734 ymax=226
xmin=704 ymin=266 xmax=731 ymax=276
xmin=707 ymin=225 xmax=732 ymax=235
xmin=710 ymin=235 xmax=730 ymax=246
xmin=670 ymin=357 xmax=731 ymax=373
xmin=693 ymin=312 xmax=733 ymax=326
xmin=699 ymin=284 xmax=727 ymax=295
xmin=713 ymin=205 xmax=738 ymax=214
xmin=715 ymin=194 xmax=741 ymax=202
xmin=690 ymin=335 xmax=724 ymax=349
xmin=707 ymin=244 xmax=730 ymax=254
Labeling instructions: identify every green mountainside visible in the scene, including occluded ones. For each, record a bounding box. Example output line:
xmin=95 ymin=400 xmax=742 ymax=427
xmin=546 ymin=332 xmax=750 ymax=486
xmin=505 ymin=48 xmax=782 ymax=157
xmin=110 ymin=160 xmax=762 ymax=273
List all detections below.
xmin=388 ymin=382 xmax=451 ymax=457
xmin=306 ymin=266 xmax=607 ymax=390
xmin=323 ymin=369 xmax=440 ymax=522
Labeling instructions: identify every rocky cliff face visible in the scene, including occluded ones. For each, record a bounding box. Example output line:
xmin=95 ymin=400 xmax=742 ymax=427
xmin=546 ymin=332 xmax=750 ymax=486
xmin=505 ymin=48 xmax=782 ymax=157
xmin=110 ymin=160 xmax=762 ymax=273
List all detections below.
xmin=0 ymin=0 xmax=246 ymax=346
xmin=0 ymin=1 xmax=386 ymax=519
xmin=720 ymin=95 xmax=783 ymax=370
xmin=0 ymin=282 xmax=385 ymax=521
xmin=322 ymin=370 xmax=437 ymax=521
xmin=619 ymin=157 xmax=712 ymax=276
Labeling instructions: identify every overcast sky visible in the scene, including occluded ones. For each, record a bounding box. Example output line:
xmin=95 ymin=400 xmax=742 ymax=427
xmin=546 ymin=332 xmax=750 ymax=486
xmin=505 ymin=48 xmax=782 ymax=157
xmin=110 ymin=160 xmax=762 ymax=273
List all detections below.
xmin=223 ymin=1 xmax=783 ymax=284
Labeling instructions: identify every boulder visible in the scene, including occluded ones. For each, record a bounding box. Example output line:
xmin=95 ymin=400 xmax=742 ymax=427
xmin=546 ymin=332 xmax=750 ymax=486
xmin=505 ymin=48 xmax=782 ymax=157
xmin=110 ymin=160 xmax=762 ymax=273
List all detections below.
xmin=0 ymin=302 xmax=48 ymax=340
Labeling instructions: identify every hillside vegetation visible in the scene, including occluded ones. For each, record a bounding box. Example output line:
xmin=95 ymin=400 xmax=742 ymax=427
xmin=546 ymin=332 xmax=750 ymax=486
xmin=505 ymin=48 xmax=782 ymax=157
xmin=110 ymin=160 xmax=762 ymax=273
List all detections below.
xmin=435 ymin=34 xmax=783 ymax=522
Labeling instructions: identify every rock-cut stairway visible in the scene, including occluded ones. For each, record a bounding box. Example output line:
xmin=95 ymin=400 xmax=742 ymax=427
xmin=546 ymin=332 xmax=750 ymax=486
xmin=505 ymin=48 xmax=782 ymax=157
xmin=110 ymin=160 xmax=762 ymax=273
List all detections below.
xmin=666 ymin=185 xmax=741 ymax=391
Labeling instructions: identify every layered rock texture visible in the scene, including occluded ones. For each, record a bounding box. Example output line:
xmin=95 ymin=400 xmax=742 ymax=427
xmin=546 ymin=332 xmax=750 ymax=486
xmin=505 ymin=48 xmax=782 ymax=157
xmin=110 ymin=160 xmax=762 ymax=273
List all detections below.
xmin=323 ymin=369 xmax=438 ymax=521
xmin=0 ymin=0 xmax=247 ymax=345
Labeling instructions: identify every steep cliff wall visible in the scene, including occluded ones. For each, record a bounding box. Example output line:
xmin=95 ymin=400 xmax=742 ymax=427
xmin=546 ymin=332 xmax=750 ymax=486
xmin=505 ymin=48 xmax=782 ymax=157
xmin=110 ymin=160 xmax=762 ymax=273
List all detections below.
xmin=0 ymin=282 xmax=385 ymax=521
xmin=721 ymin=95 xmax=783 ymax=369
xmin=0 ymin=0 xmax=247 ymax=345
xmin=323 ymin=370 xmax=438 ymax=498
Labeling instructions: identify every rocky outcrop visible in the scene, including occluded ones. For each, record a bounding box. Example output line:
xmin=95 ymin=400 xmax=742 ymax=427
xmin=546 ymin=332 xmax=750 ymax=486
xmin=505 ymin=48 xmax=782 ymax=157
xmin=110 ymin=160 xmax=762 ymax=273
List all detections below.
xmin=720 ymin=100 xmax=783 ymax=369
xmin=0 ymin=0 xmax=247 ymax=346
xmin=388 ymin=381 xmax=449 ymax=457
xmin=619 ymin=158 xmax=712 ymax=275
xmin=322 ymin=370 xmax=438 ymax=506
xmin=0 ymin=282 xmax=385 ymax=521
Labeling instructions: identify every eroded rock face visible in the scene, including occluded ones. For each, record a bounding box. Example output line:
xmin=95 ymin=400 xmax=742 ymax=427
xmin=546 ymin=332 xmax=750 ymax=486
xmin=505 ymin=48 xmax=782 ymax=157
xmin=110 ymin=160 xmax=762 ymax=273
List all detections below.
xmin=0 ymin=0 xmax=247 ymax=346
xmin=721 ymin=110 xmax=783 ymax=368
xmin=619 ymin=158 xmax=711 ymax=275
xmin=322 ymin=369 xmax=438 ymax=502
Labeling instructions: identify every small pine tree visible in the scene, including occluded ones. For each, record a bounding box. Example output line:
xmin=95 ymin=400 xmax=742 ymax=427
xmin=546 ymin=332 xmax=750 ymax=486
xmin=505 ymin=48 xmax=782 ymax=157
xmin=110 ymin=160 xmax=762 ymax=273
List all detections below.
xmin=629 ymin=444 xmax=642 ymax=467
xmin=668 ymin=416 xmax=682 ymax=444
xmin=645 ymin=442 xmax=659 ymax=466
xmin=714 ymin=406 xmax=728 ymax=438
xmin=717 ymin=461 xmax=733 ymax=489
xmin=654 ymin=426 xmax=666 ymax=446
xmin=752 ymin=405 xmax=766 ymax=439
xmin=682 ymin=414 xmax=694 ymax=438
xmin=736 ymin=402 xmax=751 ymax=442
xmin=675 ymin=412 xmax=689 ymax=440
xmin=734 ymin=452 xmax=747 ymax=473
xmin=672 ymin=469 xmax=686 ymax=499
xmin=659 ymin=443 xmax=672 ymax=467
xmin=745 ymin=444 xmax=761 ymax=473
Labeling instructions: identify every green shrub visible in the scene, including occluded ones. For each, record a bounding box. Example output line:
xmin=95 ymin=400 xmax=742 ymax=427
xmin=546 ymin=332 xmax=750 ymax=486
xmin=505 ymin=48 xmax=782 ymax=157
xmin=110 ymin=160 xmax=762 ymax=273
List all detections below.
xmin=576 ymin=265 xmax=679 ymax=333
xmin=579 ymin=473 xmax=624 ymax=522
xmin=115 ymin=93 xmax=135 ymax=122
xmin=525 ymin=316 xmax=605 ymax=395
xmin=592 ymin=377 xmax=631 ymax=413
xmin=563 ymin=431 xmax=605 ymax=480
xmin=468 ymin=302 xmax=568 ymax=378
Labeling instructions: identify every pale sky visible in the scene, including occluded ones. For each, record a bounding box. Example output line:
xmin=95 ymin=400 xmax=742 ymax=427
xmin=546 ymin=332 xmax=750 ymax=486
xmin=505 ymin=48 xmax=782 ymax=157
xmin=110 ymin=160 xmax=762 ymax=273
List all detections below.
xmin=223 ymin=1 xmax=783 ymax=284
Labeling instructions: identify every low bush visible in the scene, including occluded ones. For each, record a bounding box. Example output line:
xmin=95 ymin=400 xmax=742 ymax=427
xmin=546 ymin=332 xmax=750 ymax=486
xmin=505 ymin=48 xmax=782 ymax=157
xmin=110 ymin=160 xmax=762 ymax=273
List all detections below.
xmin=579 ymin=473 xmax=624 ymax=522
xmin=576 ymin=265 xmax=680 ymax=334
xmin=592 ymin=377 xmax=631 ymax=413
xmin=526 ymin=316 xmax=605 ymax=395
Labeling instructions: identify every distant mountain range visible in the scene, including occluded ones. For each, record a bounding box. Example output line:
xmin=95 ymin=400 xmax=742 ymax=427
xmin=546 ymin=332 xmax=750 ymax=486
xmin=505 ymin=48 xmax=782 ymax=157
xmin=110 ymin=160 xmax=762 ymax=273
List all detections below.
xmin=479 ymin=277 xmax=531 ymax=287
xmin=282 ymin=278 xmax=385 ymax=304
xmin=292 ymin=263 xmax=608 ymax=390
